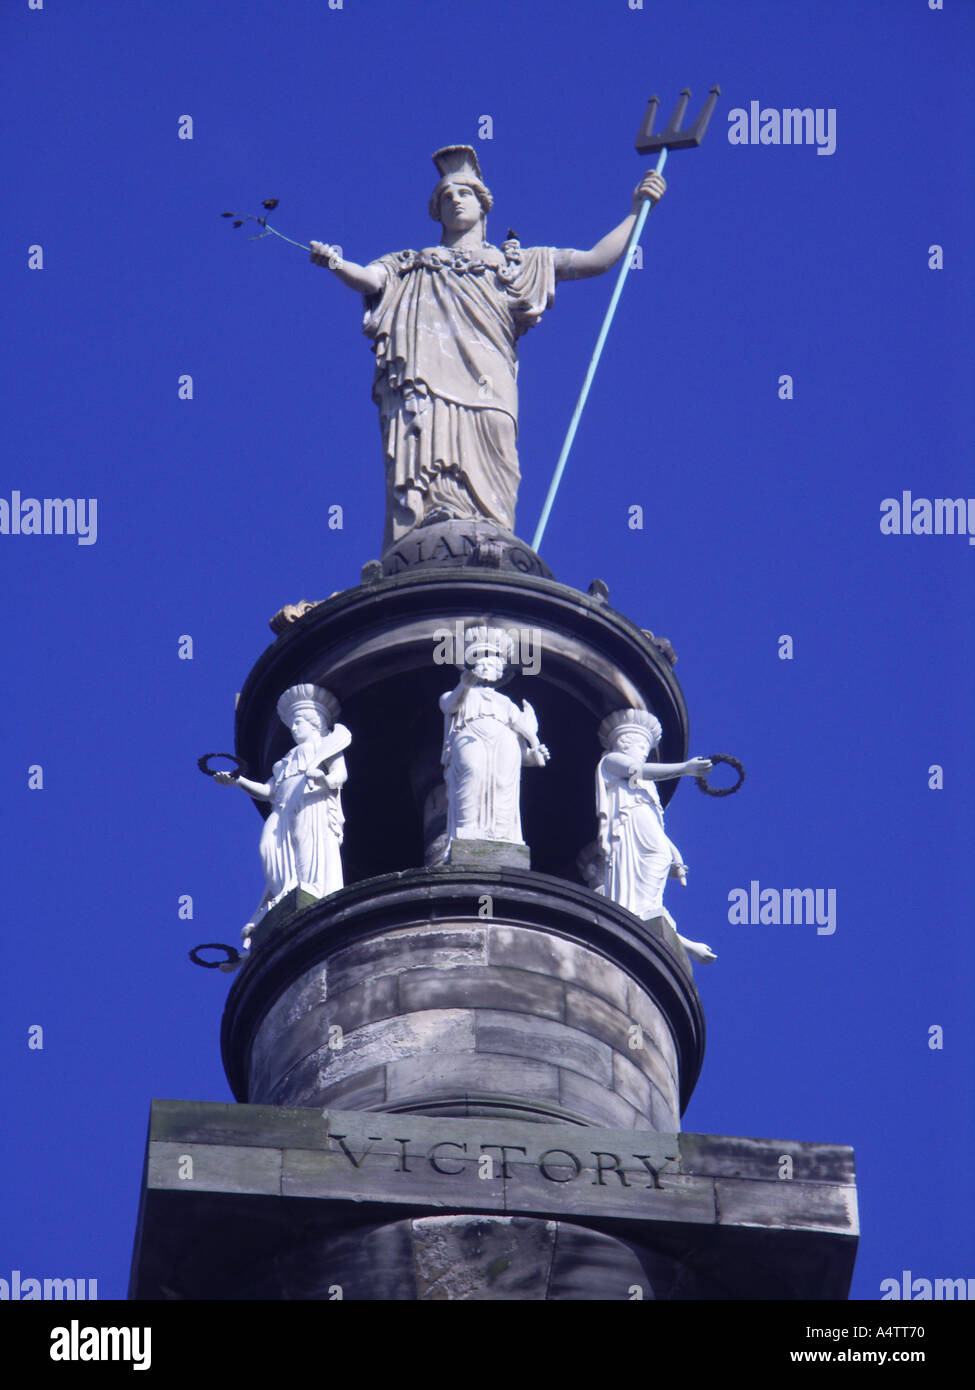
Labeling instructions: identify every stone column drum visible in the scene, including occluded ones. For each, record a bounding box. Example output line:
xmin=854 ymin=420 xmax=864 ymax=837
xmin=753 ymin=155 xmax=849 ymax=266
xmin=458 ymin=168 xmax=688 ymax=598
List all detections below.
xmin=223 ymin=871 xmax=705 ymax=1133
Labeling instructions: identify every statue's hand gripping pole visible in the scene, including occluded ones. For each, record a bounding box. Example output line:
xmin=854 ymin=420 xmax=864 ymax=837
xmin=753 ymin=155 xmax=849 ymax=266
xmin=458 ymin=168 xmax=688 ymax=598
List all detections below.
xmin=531 ymin=86 xmax=720 ymax=554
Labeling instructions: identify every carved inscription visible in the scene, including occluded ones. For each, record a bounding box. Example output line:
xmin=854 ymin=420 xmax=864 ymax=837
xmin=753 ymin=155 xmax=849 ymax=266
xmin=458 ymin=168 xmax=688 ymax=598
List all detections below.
xmin=328 ymin=1133 xmax=667 ymax=1188
xmin=383 ymin=529 xmax=544 ymax=575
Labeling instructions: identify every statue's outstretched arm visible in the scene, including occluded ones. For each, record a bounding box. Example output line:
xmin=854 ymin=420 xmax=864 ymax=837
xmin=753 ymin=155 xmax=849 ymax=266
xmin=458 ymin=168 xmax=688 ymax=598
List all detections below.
xmin=309 ymin=242 xmax=385 ymax=295
xmin=646 ymin=756 xmax=712 ymax=781
xmin=554 ymin=171 xmax=666 ymax=281
xmin=601 ymin=753 xmax=712 ymax=782
xmin=214 ymin=771 xmax=273 ymax=800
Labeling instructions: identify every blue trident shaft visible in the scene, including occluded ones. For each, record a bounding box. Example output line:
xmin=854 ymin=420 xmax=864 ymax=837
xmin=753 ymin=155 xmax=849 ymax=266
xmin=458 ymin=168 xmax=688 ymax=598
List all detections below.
xmin=530 ymin=85 xmax=719 ymax=553
xmin=530 ymin=147 xmax=667 ymax=553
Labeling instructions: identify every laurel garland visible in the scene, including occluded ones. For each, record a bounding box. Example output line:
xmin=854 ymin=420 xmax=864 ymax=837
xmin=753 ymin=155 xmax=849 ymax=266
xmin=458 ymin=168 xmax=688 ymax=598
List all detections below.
xmin=197 ymin=752 xmax=246 ymax=781
xmin=695 ymin=753 xmax=745 ymax=797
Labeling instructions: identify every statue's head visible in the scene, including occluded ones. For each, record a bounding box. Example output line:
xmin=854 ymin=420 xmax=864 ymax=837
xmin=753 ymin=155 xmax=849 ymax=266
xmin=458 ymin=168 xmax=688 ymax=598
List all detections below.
xmin=463 ymin=625 xmax=514 ymax=685
xmin=277 ymin=684 xmax=340 ymax=742
xmin=598 ymin=708 xmax=663 ymax=760
xmin=429 ymin=145 xmax=493 ymax=237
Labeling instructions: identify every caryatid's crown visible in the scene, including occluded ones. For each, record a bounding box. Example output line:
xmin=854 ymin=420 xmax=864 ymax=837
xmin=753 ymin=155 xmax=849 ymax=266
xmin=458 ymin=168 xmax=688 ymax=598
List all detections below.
xmin=598 ymin=707 xmax=663 ymax=750
xmin=276 ymin=683 xmax=340 ymax=729
xmin=429 ymin=145 xmax=493 ymax=221
xmin=463 ymin=625 xmax=515 ymax=665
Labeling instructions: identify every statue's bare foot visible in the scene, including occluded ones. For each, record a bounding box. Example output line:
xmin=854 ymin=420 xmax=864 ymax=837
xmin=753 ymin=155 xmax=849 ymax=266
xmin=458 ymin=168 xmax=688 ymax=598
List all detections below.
xmin=677 ymin=934 xmax=717 ymax=964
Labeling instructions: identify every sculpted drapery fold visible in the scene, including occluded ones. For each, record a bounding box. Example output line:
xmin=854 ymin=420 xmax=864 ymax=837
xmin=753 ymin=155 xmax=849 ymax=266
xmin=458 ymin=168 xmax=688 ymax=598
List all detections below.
xmin=441 ymin=684 xmax=530 ymax=844
xmin=257 ymin=732 xmax=347 ymax=911
xmin=596 ymin=758 xmax=673 ymax=922
xmin=362 ymin=245 xmax=557 ymax=549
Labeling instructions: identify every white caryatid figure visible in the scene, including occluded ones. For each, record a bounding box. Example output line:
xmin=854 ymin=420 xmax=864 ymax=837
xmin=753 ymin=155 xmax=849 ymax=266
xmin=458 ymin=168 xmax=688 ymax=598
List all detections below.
xmin=213 ymin=684 xmax=351 ymax=948
xmin=439 ymin=626 xmax=549 ymax=849
xmin=593 ymin=709 xmax=717 ymax=964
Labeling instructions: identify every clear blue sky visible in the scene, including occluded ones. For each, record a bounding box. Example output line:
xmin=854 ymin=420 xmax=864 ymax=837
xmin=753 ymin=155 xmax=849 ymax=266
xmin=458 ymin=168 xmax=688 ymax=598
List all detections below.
xmin=2 ymin=0 xmax=972 ymax=1301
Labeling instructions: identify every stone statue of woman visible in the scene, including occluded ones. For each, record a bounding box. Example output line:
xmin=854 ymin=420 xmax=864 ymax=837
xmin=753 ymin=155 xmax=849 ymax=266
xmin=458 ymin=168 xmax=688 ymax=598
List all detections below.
xmin=591 ymin=708 xmax=717 ymax=964
xmin=439 ymin=626 xmax=549 ymax=851
xmin=213 ymin=684 xmax=350 ymax=947
xmin=309 ymin=145 xmax=666 ymax=551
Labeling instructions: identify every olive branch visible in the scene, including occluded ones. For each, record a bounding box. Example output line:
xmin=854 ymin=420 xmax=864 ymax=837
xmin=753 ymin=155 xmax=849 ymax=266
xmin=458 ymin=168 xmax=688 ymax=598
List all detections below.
xmin=220 ymin=198 xmax=310 ymax=252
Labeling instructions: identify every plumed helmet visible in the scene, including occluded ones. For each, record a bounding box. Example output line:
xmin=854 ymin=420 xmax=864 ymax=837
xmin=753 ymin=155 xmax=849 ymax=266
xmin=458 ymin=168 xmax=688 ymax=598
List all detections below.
xmin=429 ymin=145 xmax=494 ymax=222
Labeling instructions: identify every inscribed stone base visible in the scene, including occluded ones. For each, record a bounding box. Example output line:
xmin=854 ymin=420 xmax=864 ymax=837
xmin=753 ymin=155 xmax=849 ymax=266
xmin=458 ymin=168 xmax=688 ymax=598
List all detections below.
xmin=130 ymin=1100 xmax=858 ymax=1300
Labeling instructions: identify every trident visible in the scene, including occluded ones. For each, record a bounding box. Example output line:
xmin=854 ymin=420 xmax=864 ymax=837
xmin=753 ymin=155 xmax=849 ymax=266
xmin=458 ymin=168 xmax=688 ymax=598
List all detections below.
xmin=531 ymin=86 xmax=720 ymax=553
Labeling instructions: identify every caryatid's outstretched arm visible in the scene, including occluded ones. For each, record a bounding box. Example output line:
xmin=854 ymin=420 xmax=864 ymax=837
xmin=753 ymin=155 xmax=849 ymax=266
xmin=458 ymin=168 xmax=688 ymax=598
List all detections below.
xmin=553 ymin=171 xmax=666 ymax=281
xmin=601 ymin=753 xmax=712 ymax=783
xmin=213 ymin=770 xmax=273 ymax=800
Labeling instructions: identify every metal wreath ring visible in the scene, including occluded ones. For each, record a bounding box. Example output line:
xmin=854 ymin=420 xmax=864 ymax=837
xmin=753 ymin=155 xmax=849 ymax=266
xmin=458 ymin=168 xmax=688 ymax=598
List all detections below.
xmin=695 ymin=753 xmax=745 ymax=797
xmin=189 ymin=942 xmax=241 ymax=969
xmin=197 ymin=752 xmax=246 ymax=780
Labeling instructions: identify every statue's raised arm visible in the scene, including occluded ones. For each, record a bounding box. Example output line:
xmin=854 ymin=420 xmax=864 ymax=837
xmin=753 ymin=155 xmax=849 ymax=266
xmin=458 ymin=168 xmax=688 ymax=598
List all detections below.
xmin=553 ymin=171 xmax=666 ymax=281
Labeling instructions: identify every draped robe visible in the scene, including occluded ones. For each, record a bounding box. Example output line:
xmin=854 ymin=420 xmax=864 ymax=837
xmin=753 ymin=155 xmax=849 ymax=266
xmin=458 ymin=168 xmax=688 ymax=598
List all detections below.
xmin=440 ymin=685 xmax=535 ymax=844
xmin=249 ymin=726 xmax=350 ymax=928
xmin=595 ymin=755 xmax=680 ymax=925
xmin=362 ymin=245 xmax=557 ymax=550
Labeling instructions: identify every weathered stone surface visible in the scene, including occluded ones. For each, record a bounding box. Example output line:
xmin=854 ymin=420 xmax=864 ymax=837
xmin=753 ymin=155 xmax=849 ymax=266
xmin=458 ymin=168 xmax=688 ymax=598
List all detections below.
xmin=277 ymin=1214 xmax=655 ymax=1300
xmin=487 ymin=926 xmax=631 ymax=1012
xmin=148 ymin=1139 xmax=282 ymax=1196
xmin=544 ymin=1223 xmax=656 ymax=1301
xmin=678 ymin=1133 xmax=857 ymax=1185
xmin=558 ymin=1070 xmax=641 ymax=1131
xmin=249 ymin=975 xmax=401 ymax=1097
xmin=446 ymin=838 xmax=531 ymax=871
xmin=649 ymin=1084 xmax=681 ymax=1133
xmin=625 ymin=976 xmax=681 ymax=1068
xmin=611 ymin=1050 xmax=653 ymax=1117
xmin=411 ymin=1215 xmax=555 ymax=1300
xmin=259 ymin=1010 xmax=480 ymax=1109
xmin=564 ymin=984 xmax=637 ymax=1055
xmin=257 ymin=961 xmax=328 ymax=1035
xmin=475 ymin=1010 xmax=615 ymax=1088
xmin=147 ymin=1098 xmax=323 ymax=1151
xmin=324 ymin=974 xmax=403 ymax=1036
xmin=715 ymin=1179 xmax=859 ymax=1236
xmin=321 ymin=1011 xmax=477 ymax=1085
xmin=248 ymin=887 xmax=321 ymax=955
xmin=274 ymin=1221 xmax=418 ymax=1302
xmin=315 ymin=1063 xmax=389 ymax=1113
xmin=257 ymin=1050 xmax=333 ymax=1107
xmin=565 ymin=986 xmax=678 ymax=1102
xmin=325 ymin=926 xmax=488 ymax=996
xmin=398 ymin=964 xmax=566 ymax=1022
xmin=131 ymin=1103 xmax=858 ymax=1299
xmin=222 ymin=874 xmax=706 ymax=1122
xmin=384 ymin=1052 xmax=562 ymax=1109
